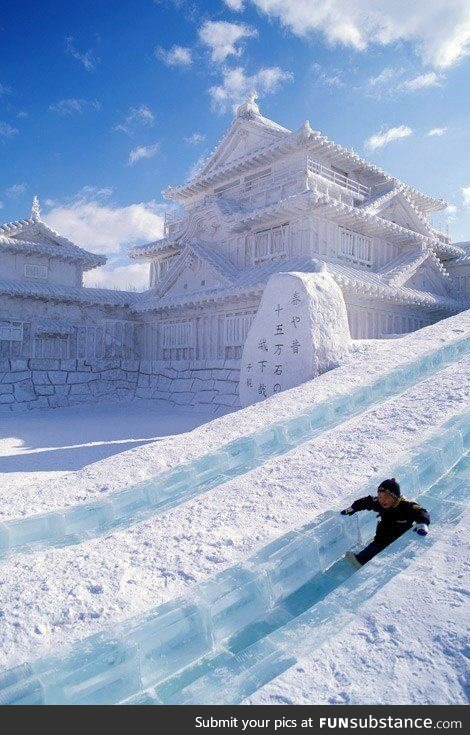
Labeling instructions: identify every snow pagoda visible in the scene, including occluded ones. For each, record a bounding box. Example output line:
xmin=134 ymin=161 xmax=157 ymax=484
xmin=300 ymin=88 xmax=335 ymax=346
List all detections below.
xmin=131 ymin=93 xmax=465 ymax=374
xmin=1 ymin=96 xmax=468 ymax=411
xmin=0 ymin=197 xmax=138 ymax=362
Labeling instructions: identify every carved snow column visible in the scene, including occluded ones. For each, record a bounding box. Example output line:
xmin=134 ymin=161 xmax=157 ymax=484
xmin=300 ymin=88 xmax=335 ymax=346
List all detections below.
xmin=239 ymin=263 xmax=351 ymax=406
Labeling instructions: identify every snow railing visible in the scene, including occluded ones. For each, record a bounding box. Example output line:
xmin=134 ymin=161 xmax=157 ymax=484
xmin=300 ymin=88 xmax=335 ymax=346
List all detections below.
xmin=0 ymin=334 xmax=468 ymax=559
xmin=0 ymin=412 xmax=467 ymax=705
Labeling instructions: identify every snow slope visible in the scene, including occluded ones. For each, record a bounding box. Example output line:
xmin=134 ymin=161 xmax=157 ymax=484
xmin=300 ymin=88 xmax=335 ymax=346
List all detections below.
xmin=0 ymin=310 xmax=468 ymax=521
xmin=0 ymin=311 xmax=468 ymax=706
xmin=0 ymin=355 xmax=467 ymax=670
xmin=245 ymin=517 xmax=469 ymax=705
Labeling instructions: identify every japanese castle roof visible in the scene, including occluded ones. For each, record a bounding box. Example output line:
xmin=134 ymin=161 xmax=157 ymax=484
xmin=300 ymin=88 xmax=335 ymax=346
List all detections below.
xmin=164 ymin=94 xmax=446 ymax=213
xmin=233 ymin=189 xmax=463 ymax=258
xmin=0 ymin=198 xmax=106 ymax=270
xmin=132 ymin=255 xmax=462 ymax=314
xmin=0 ymin=276 xmax=138 ymax=307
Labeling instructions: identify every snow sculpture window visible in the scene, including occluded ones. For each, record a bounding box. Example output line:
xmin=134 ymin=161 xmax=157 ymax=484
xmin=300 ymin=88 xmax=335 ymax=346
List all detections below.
xmin=225 ymin=313 xmax=255 ymax=358
xmin=76 ymin=321 xmax=137 ymax=359
xmin=0 ymin=321 xmax=23 ymax=342
xmin=225 ymin=314 xmax=255 ymax=347
xmin=162 ymin=321 xmax=193 ymax=349
xmin=254 ymin=223 xmax=289 ymax=262
xmin=34 ymin=335 xmax=69 ymax=358
xmin=339 ymin=228 xmax=372 ymax=266
xmin=24 ymin=264 xmax=48 ymax=279
xmin=244 ymin=168 xmax=272 ymax=192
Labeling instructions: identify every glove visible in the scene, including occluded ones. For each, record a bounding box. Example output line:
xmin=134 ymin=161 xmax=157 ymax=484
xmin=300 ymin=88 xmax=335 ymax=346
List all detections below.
xmin=414 ymin=523 xmax=429 ymax=536
xmin=341 ymin=507 xmax=356 ymax=516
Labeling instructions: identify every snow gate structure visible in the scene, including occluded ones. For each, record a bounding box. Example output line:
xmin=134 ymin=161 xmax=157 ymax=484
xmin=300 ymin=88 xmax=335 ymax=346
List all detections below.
xmin=1 ymin=95 xmax=469 ymax=412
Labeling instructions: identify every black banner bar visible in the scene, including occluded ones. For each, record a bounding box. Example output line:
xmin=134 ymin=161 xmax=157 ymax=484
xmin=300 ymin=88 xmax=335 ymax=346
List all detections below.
xmin=1 ymin=705 xmax=468 ymax=734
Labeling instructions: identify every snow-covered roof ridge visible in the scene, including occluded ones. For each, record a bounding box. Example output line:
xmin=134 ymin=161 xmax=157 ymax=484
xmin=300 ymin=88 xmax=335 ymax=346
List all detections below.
xmin=153 ymin=241 xmax=238 ymax=299
xmin=132 ymin=254 xmax=462 ymax=314
xmin=130 ymin=236 xmax=179 ymax=259
xmin=0 ymin=198 xmax=106 ymax=270
xmin=379 ymin=246 xmax=428 ymax=284
xmin=164 ymin=101 xmax=446 ymax=213
xmin=380 ymin=246 xmax=450 ymax=288
xmin=0 ymin=235 xmax=106 ymax=269
xmin=0 ymin=276 xmax=139 ymax=306
xmin=185 ymin=241 xmax=239 ymax=280
xmin=177 ymin=95 xmax=291 ymax=188
xmin=232 ymin=189 xmax=463 ymax=258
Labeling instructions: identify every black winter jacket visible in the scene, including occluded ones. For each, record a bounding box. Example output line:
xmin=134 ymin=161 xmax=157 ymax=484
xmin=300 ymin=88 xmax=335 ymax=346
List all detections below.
xmin=351 ymin=495 xmax=430 ymax=545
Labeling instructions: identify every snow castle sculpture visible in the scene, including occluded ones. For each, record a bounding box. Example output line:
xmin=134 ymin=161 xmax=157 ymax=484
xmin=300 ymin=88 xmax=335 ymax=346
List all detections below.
xmin=239 ymin=264 xmax=351 ymax=406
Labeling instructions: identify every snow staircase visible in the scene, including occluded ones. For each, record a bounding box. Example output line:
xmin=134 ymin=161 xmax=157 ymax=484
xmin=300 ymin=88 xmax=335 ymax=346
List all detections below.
xmin=0 ymin=412 xmax=467 ymax=705
xmin=0 ymin=332 xmax=468 ymax=559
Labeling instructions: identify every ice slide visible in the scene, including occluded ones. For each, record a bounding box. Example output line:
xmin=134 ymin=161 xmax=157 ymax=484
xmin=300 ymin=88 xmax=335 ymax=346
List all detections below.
xmin=0 ymin=412 xmax=467 ymax=705
xmin=0 ymin=333 xmax=468 ymax=559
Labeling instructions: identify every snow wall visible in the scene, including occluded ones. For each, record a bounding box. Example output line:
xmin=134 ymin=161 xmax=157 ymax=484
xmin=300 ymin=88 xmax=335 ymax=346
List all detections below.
xmin=239 ymin=266 xmax=351 ymax=407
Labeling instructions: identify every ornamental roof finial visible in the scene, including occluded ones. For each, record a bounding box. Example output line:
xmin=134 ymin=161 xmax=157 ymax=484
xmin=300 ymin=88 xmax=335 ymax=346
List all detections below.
xmin=236 ymin=90 xmax=260 ymax=119
xmin=298 ymin=120 xmax=313 ymax=141
xmin=30 ymin=195 xmax=41 ymax=221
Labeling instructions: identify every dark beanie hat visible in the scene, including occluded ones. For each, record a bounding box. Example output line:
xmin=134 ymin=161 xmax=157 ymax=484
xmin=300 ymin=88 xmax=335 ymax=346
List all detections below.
xmin=378 ymin=477 xmax=401 ymax=498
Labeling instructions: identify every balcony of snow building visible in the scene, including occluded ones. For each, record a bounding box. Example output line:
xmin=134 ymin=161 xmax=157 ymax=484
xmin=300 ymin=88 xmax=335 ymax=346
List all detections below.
xmin=163 ymin=159 xmax=373 ymax=236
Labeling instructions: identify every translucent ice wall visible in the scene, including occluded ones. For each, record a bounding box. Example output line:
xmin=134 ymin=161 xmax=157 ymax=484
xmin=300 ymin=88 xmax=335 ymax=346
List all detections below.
xmin=0 ymin=411 xmax=467 ymax=705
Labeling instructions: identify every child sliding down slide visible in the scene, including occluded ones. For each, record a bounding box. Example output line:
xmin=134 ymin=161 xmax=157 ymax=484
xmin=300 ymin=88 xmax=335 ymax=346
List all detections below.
xmin=341 ymin=478 xmax=430 ymax=568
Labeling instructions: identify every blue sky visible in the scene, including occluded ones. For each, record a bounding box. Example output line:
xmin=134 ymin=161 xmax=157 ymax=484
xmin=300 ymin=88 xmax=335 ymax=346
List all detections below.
xmin=1 ymin=0 xmax=469 ymax=288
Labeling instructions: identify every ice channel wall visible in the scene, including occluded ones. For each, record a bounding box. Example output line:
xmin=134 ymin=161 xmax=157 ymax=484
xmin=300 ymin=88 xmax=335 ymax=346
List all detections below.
xmin=0 ymin=412 xmax=467 ymax=705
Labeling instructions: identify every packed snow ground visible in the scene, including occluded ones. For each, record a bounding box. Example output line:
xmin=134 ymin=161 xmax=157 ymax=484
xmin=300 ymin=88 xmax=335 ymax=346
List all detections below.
xmin=245 ymin=517 xmax=469 ymax=705
xmin=0 ymin=355 xmax=467 ymax=670
xmin=0 ymin=312 xmax=468 ymax=705
xmin=0 ymin=310 xmax=468 ymax=520
xmin=0 ymin=400 xmax=216 ymax=515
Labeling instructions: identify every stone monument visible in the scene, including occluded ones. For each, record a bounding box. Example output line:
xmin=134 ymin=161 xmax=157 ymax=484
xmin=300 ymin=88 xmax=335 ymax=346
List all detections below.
xmin=239 ymin=263 xmax=352 ymax=406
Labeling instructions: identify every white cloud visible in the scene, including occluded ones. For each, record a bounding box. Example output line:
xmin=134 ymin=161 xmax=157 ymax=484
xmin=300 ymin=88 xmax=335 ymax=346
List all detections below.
xmin=199 ymin=20 xmax=257 ymax=63
xmin=311 ymin=62 xmax=345 ymax=89
xmin=209 ymin=65 xmax=293 ymax=113
xmin=401 ymin=71 xmax=441 ymax=91
xmin=128 ymin=142 xmax=159 ymax=165
xmin=184 ymin=132 xmax=206 ymax=144
xmin=114 ymin=105 xmax=155 ymax=134
xmin=5 ymin=183 xmax=27 ymax=198
xmin=65 ymin=36 xmax=99 ymax=71
xmin=369 ymin=67 xmax=399 ymax=87
xmin=364 ymin=125 xmax=413 ymax=151
xmin=242 ymin=0 xmax=470 ymax=68
xmin=157 ymin=45 xmax=192 ymax=67
xmin=43 ymin=188 xmax=165 ymax=254
xmin=462 ymin=187 xmax=470 ymax=207
xmin=367 ymin=67 xmax=444 ymax=97
xmin=0 ymin=121 xmax=19 ymax=138
xmin=49 ymin=98 xmax=101 ymax=115
xmin=85 ymin=261 xmax=149 ymax=290
xmin=0 ymin=82 xmax=11 ymax=97
xmin=223 ymin=0 xmax=245 ymax=10
xmin=428 ymin=126 xmax=447 ymax=137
